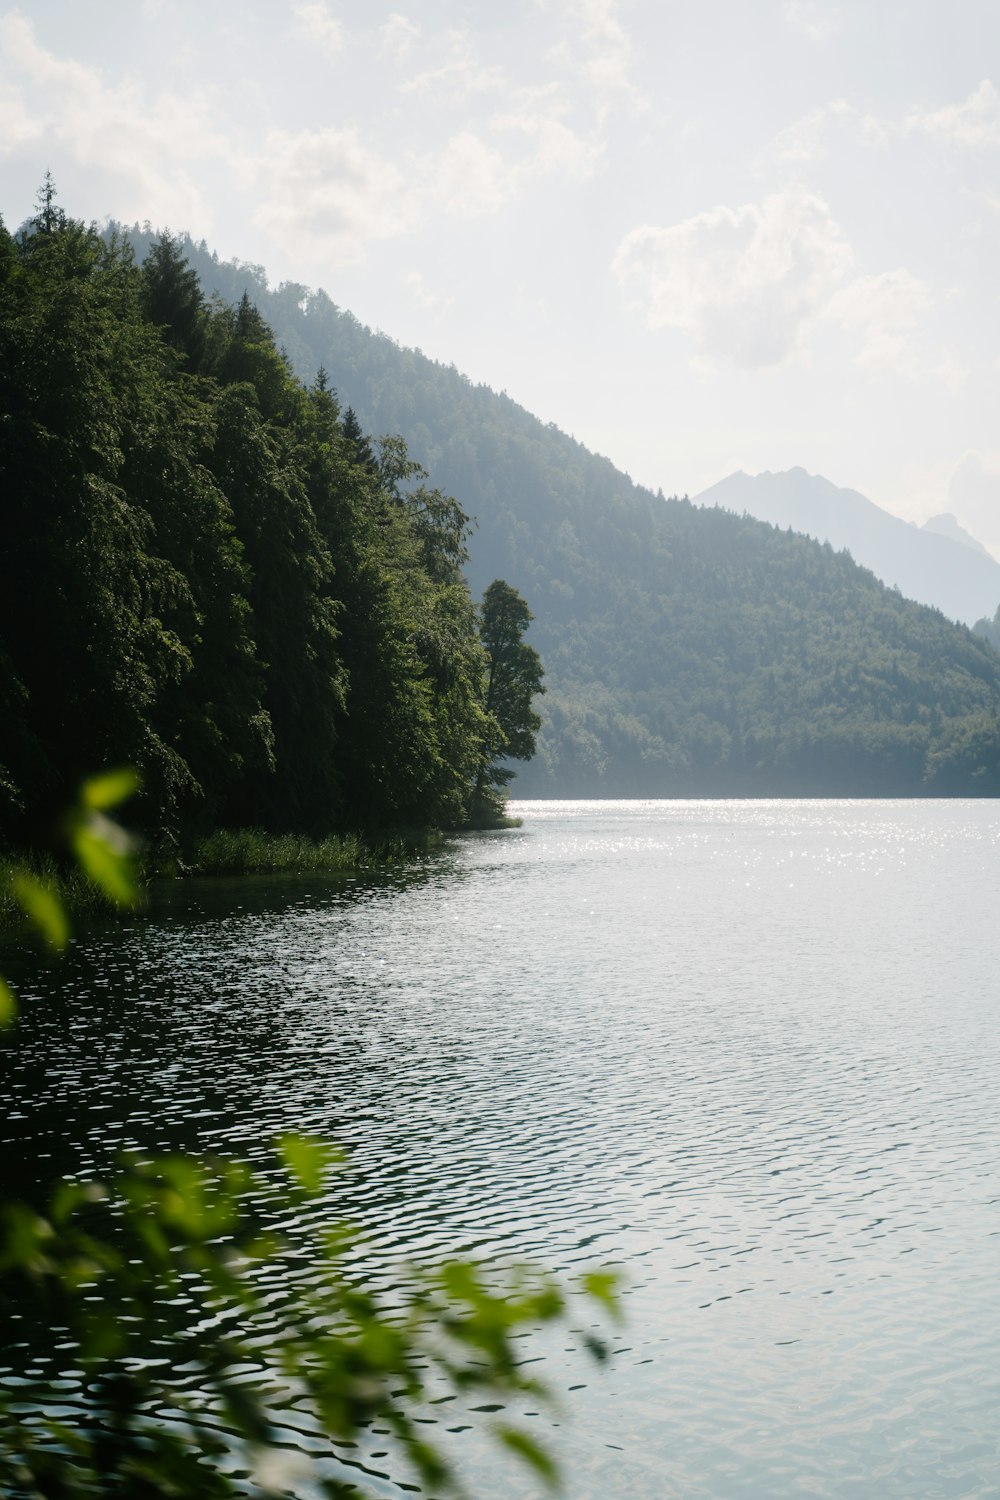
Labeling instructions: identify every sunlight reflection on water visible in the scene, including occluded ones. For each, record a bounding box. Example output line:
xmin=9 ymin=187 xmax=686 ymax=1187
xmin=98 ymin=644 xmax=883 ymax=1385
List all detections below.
xmin=3 ymin=800 xmax=999 ymax=1498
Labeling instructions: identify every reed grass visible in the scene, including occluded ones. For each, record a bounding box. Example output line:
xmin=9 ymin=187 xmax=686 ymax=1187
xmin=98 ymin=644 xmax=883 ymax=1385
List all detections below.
xmin=2 ymin=825 xmax=447 ymax=934
xmin=189 ymin=825 xmax=443 ymax=876
xmin=0 ymin=850 xmax=128 ymax=931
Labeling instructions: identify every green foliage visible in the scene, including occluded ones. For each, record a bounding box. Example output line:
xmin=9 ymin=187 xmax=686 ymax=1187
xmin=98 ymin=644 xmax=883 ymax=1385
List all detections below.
xmin=0 ymin=785 xmax=613 ymax=1497
xmin=3 ymin=186 xmax=537 ymax=847
xmin=68 ymin=771 xmax=143 ymax=910
xmin=9 ymin=872 xmax=69 ymax=951
xmin=191 ymin=825 xmax=444 ymax=875
xmin=141 ymin=230 xmax=208 ymax=370
xmin=1 ymin=776 xmax=616 ymax=1497
xmin=474 ymin=580 xmax=545 ymax=819
xmin=192 ymin=826 xmax=362 ymax=874
xmin=0 ymin=850 xmax=128 ymax=934
xmin=154 ymin=230 xmax=1000 ymax=797
xmin=1 ymin=773 xmax=142 ymax=1022
xmin=0 ymin=1143 xmax=617 ymax=1499
xmin=0 ymin=975 xmax=14 ymax=1026
xmin=972 ymin=602 xmax=1000 ymax=651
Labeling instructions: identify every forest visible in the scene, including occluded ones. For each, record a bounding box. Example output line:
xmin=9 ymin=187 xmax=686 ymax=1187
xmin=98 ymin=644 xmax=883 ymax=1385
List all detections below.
xmin=6 ymin=197 xmax=1000 ymax=849
xmin=121 ymin=227 xmax=1000 ymax=798
xmin=0 ymin=191 xmax=538 ymax=856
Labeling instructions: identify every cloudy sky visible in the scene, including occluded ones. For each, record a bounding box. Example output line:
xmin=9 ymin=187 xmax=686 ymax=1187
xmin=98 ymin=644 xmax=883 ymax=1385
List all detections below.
xmin=3 ymin=0 xmax=999 ymax=550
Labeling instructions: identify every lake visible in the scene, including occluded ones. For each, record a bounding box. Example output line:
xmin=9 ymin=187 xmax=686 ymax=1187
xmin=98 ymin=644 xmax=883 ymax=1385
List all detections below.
xmin=3 ymin=799 xmax=999 ymax=1498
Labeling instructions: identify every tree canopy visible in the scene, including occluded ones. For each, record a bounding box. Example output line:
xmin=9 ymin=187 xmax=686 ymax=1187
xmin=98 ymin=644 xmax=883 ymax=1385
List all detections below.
xmin=0 ymin=193 xmax=541 ymax=849
xmin=474 ymin=580 xmax=545 ymax=818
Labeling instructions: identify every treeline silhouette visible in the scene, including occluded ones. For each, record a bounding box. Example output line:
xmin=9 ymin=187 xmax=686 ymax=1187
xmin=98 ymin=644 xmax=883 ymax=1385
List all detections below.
xmin=1 ymin=192 xmax=502 ymax=849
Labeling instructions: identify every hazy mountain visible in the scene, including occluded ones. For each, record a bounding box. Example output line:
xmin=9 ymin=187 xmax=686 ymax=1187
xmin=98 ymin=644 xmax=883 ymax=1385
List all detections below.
xmin=118 ymin=228 xmax=1000 ymax=797
xmin=921 ymin=512 xmax=994 ymax=557
xmin=694 ymin=468 xmax=1000 ymax=625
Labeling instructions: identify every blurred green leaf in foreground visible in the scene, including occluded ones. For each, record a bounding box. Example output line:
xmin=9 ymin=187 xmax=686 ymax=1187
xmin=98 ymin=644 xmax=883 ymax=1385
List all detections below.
xmin=0 ymin=1142 xmax=619 ymax=1498
xmin=2 ymin=771 xmax=142 ymax=1025
xmin=0 ymin=774 xmax=620 ymax=1495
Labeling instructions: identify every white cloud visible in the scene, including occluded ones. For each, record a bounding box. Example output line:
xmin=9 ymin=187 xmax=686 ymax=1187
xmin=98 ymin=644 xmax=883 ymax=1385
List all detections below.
xmin=291 ymin=3 xmax=345 ymax=58
xmin=0 ymin=12 xmax=237 ymax=225
xmin=824 ymin=268 xmax=934 ymax=376
xmin=0 ymin=12 xmax=604 ymax=268
xmin=400 ymin=29 xmax=504 ymax=100
xmin=405 ymin=268 xmax=454 ymax=312
xmin=568 ymin=0 xmax=639 ymax=104
xmin=0 ymin=81 xmax=43 ymax=151
xmin=947 ymin=452 xmax=1000 ymax=554
xmin=253 ymin=127 xmax=411 ymax=262
xmin=966 ymin=186 xmax=1000 ymax=214
xmin=772 ymin=98 xmax=889 ymax=162
xmin=773 ymin=80 xmax=1000 ymax=171
xmin=380 ymin=13 xmax=421 ymax=58
xmin=493 ymin=107 xmax=602 ymax=181
xmin=782 ymin=0 xmax=842 ymax=42
xmin=423 ymin=111 xmax=600 ymax=220
xmin=894 ymin=451 xmax=1000 ymax=556
xmin=550 ymin=0 xmax=647 ymax=119
xmin=612 ymin=186 xmax=854 ymax=368
xmin=427 ymin=130 xmax=511 ymax=216
xmin=613 ymin=186 xmax=951 ymax=378
xmin=907 ymin=79 xmax=1000 ymax=148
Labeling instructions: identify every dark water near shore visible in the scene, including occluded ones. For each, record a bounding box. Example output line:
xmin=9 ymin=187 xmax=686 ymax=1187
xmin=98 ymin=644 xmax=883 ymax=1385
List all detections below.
xmin=3 ymin=799 xmax=999 ymax=1498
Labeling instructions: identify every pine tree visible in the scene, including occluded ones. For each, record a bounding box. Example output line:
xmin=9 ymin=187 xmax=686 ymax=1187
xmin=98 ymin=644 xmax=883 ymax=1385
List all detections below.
xmin=140 ymin=231 xmax=207 ymax=370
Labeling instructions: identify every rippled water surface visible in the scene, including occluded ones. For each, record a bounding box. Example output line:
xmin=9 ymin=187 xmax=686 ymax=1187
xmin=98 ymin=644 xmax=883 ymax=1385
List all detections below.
xmin=3 ymin=799 xmax=1000 ymax=1498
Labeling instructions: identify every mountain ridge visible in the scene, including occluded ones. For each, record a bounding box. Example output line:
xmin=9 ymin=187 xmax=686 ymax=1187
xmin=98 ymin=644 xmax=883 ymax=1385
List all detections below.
xmin=116 ymin=225 xmax=1000 ymax=797
xmin=694 ymin=467 xmax=1000 ymax=625
xmin=922 ymin=512 xmax=993 ymax=557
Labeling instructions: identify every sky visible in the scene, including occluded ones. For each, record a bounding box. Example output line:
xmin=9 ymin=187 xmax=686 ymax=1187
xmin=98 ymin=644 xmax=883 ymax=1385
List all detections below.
xmin=3 ymin=0 xmax=1000 ymax=553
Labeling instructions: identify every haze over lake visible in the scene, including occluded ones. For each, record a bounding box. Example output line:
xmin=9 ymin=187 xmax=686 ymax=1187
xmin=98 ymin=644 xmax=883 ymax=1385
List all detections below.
xmin=3 ymin=799 xmax=998 ymax=1498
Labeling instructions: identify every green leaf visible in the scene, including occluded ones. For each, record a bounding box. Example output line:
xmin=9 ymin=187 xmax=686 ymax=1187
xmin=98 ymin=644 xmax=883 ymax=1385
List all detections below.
xmin=401 ymin=1436 xmax=451 ymax=1489
xmin=582 ymin=1268 xmax=622 ymax=1315
xmin=71 ymin=815 xmax=140 ymax=908
xmin=12 ymin=873 xmax=70 ymax=951
xmin=582 ymin=1333 xmax=609 ymax=1363
xmin=0 ymin=975 xmax=16 ymax=1028
xmin=277 ymin=1135 xmax=343 ymax=1194
xmin=81 ymin=768 xmax=141 ymax=811
xmin=495 ymin=1425 xmax=560 ymax=1487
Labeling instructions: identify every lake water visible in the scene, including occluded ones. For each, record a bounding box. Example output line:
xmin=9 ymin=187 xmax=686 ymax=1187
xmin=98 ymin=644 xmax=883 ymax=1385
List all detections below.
xmin=3 ymin=799 xmax=999 ymax=1498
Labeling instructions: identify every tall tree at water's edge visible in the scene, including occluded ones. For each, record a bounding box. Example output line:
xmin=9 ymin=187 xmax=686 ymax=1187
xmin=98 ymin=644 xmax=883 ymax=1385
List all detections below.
xmin=473 ymin=580 xmax=545 ymax=820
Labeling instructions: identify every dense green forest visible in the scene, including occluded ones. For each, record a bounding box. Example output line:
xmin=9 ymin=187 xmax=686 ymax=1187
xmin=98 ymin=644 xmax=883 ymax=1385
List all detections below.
xmin=973 ymin=604 xmax=1000 ymax=652
xmin=0 ymin=192 xmax=538 ymax=851
xmin=119 ymin=226 xmax=1000 ymax=797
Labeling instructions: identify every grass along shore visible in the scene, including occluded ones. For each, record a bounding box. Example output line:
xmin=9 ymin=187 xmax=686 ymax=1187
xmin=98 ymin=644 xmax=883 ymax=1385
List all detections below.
xmin=1 ymin=826 xmax=446 ymax=933
xmin=0 ymin=850 xmax=123 ymax=931
xmin=188 ymin=825 xmax=443 ymax=875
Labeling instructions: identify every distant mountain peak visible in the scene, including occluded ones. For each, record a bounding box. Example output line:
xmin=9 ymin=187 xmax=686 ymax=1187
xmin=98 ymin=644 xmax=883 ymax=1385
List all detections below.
xmin=921 ymin=512 xmax=994 ymax=559
xmin=694 ymin=468 xmax=1000 ymax=625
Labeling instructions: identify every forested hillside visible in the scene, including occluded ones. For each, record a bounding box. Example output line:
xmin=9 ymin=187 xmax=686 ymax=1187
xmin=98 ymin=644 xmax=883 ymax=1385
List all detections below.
xmin=114 ymin=227 xmax=1000 ymax=798
xmin=0 ymin=201 xmax=516 ymax=848
xmin=694 ymin=467 xmax=1000 ymax=626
